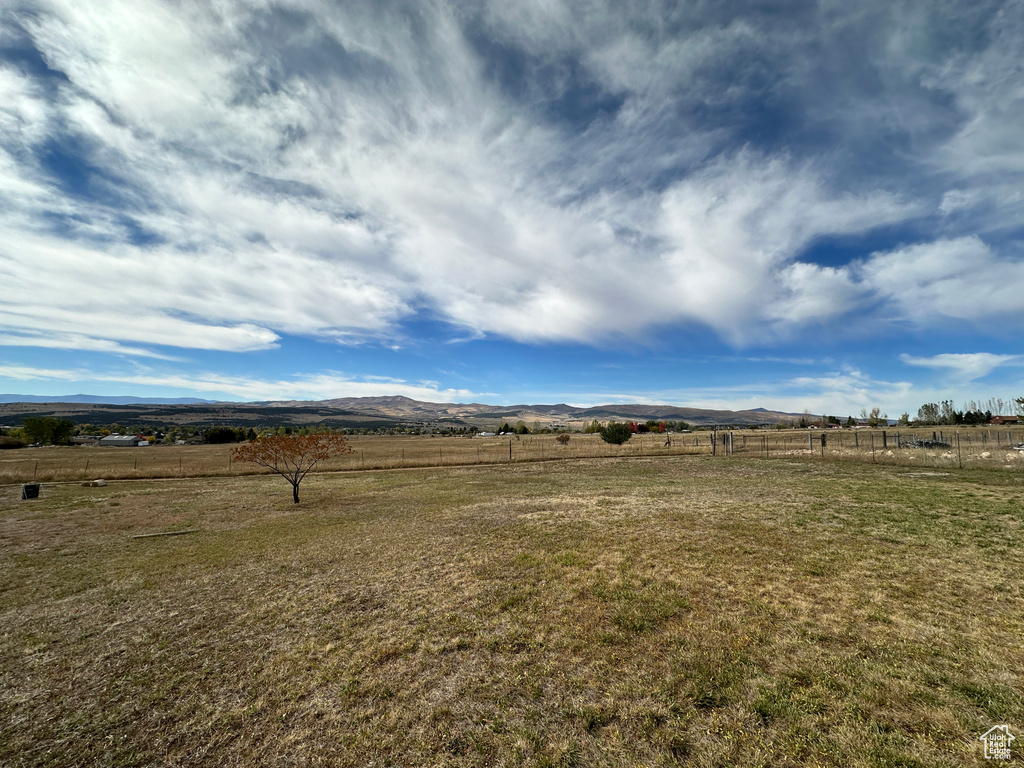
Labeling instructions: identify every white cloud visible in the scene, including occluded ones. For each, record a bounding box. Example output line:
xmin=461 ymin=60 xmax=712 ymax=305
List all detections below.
xmin=899 ymin=352 xmax=1018 ymax=381
xmin=0 ymin=332 xmax=183 ymax=360
xmin=655 ymin=153 xmax=914 ymax=341
xmin=857 ymin=236 xmax=1024 ymax=323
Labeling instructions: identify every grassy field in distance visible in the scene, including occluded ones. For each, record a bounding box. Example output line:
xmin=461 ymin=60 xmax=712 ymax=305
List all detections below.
xmin=2 ymin=426 xmax=1024 ymax=486
xmin=1 ymin=454 xmax=1021 ymax=766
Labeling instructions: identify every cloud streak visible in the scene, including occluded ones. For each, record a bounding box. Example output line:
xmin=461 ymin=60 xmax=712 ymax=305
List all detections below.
xmin=900 ymin=352 xmax=1019 ymax=381
xmin=0 ymin=362 xmax=480 ymax=403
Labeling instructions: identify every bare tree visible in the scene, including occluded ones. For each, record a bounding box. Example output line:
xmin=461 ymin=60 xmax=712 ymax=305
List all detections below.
xmin=232 ymin=432 xmax=352 ymax=503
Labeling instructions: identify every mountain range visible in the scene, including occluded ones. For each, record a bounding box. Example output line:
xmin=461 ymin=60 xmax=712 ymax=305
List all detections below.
xmin=0 ymin=395 xmax=804 ymax=429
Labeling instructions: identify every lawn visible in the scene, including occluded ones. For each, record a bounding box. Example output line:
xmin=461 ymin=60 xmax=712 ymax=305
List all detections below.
xmin=1 ymin=455 xmax=1021 ymax=766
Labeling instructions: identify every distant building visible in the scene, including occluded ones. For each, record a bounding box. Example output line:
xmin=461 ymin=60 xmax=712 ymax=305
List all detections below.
xmin=990 ymin=416 xmax=1021 ymax=425
xmin=98 ymin=435 xmax=143 ymax=447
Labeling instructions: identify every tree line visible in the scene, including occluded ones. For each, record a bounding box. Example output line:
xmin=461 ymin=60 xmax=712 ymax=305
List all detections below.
xmin=907 ymin=399 xmax=1021 ymax=427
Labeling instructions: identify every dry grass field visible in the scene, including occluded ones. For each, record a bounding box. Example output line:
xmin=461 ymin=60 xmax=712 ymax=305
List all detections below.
xmin=1 ymin=452 xmax=1022 ymax=766
xmin=3 ymin=427 xmax=1024 ymax=486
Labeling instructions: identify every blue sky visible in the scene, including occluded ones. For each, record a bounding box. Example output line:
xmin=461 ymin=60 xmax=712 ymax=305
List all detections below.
xmin=1 ymin=0 xmax=1023 ymax=417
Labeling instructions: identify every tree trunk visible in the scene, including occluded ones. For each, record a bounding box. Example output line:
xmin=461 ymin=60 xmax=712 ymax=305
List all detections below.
xmin=293 ymin=483 xmax=300 ymax=503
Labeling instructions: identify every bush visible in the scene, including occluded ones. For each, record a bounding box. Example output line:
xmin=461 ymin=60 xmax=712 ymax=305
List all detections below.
xmin=555 ymin=434 xmax=570 ymax=445
xmin=0 ymin=436 xmax=26 ymax=449
xmin=599 ymin=422 xmax=632 ymax=445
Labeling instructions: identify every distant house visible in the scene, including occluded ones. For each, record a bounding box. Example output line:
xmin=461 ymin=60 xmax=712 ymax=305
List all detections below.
xmin=98 ymin=435 xmax=143 ymax=447
xmin=990 ymin=416 xmax=1021 ymax=425
xmin=71 ymin=436 xmax=100 ymax=445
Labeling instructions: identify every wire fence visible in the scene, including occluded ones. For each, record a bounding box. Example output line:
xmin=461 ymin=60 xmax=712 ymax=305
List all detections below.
xmin=3 ymin=427 xmax=1023 ymax=487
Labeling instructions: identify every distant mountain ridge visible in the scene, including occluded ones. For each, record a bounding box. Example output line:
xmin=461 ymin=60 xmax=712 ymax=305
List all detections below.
xmin=0 ymin=394 xmax=217 ymax=405
xmin=0 ymin=394 xmax=807 ymax=428
xmin=260 ymin=395 xmax=803 ymax=425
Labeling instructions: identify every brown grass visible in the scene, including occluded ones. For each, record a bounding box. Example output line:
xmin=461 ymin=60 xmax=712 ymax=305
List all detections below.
xmin=4 ymin=427 xmax=1024 ymax=487
xmin=1 ymin=456 xmax=1022 ymax=766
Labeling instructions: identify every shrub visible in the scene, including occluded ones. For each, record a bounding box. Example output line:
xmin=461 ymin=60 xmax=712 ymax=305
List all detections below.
xmin=0 ymin=436 xmax=26 ymax=449
xmin=555 ymin=434 xmax=571 ymax=445
xmin=599 ymin=422 xmax=632 ymax=445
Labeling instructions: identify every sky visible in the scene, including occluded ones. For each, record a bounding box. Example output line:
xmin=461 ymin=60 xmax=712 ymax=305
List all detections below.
xmin=1 ymin=0 xmax=1023 ymax=418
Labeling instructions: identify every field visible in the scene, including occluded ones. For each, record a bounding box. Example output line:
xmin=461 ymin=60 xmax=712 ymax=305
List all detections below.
xmin=1 ymin=448 xmax=1022 ymax=766
xmin=3 ymin=427 xmax=1024 ymax=486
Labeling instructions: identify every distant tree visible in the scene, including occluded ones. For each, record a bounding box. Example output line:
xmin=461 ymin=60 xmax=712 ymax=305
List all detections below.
xmin=232 ymin=433 xmax=352 ymax=504
xmin=867 ymin=407 xmax=884 ymax=427
xmin=583 ymin=420 xmax=602 ymax=433
xmin=939 ymin=400 xmax=957 ymax=425
xmin=205 ymin=427 xmax=241 ymax=444
xmin=599 ymin=422 xmax=632 ymax=445
xmin=916 ymin=403 xmax=939 ymax=425
xmin=846 ymin=416 xmax=857 ymax=427
xmin=664 ymin=420 xmax=691 ymax=431
xmin=21 ymin=417 xmax=75 ymax=445
xmin=897 ymin=412 xmax=910 ymax=426
xmin=513 ymin=421 xmax=530 ymax=435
